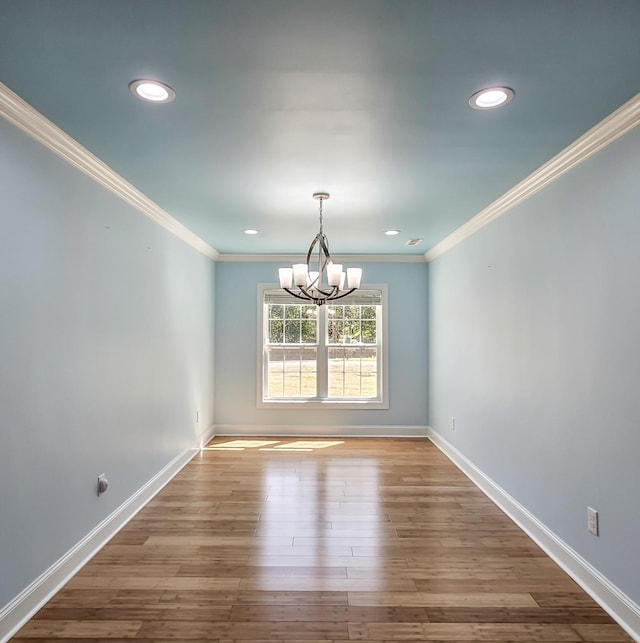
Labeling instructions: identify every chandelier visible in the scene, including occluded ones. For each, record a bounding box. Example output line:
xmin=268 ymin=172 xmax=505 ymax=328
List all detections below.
xmin=278 ymin=192 xmax=362 ymax=306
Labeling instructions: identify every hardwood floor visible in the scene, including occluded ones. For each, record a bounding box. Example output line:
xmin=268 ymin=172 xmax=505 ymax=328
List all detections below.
xmin=12 ymin=437 xmax=633 ymax=642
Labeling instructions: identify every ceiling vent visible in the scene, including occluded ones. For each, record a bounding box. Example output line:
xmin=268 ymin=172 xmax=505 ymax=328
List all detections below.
xmin=406 ymin=238 xmax=423 ymax=247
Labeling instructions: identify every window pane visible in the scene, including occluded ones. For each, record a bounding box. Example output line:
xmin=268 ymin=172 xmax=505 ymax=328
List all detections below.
xmin=301 ymin=319 xmax=316 ymax=343
xmin=346 ymin=320 xmax=361 ymax=343
xmin=266 ymin=346 xmax=284 ymax=397
xmin=269 ymin=319 xmax=284 ymax=343
xmin=362 ymin=305 xmax=375 ymax=320
xmin=331 ymin=320 xmax=344 ymax=344
xmin=328 ymin=304 xmax=376 ymax=344
xmin=267 ymin=346 xmax=316 ymax=398
xmin=328 ymin=346 xmax=377 ymax=398
xmin=361 ymin=320 xmax=376 ymax=343
xmin=333 ymin=318 xmax=359 ymax=344
xmin=285 ymin=305 xmax=301 ymax=319
xmin=270 ymin=305 xmax=284 ymax=319
xmin=285 ymin=319 xmax=300 ymax=343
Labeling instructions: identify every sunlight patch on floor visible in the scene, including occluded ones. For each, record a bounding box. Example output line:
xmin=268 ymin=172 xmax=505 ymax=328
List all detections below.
xmin=204 ymin=440 xmax=280 ymax=450
xmin=259 ymin=447 xmax=314 ymax=452
xmin=274 ymin=441 xmax=344 ymax=450
xmin=205 ymin=439 xmax=345 ymax=451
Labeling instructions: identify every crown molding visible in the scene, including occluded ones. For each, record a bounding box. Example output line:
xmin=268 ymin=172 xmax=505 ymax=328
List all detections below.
xmin=0 ymin=82 xmax=219 ymax=261
xmin=425 ymin=91 xmax=640 ymax=262
xmin=216 ymin=253 xmax=427 ymax=263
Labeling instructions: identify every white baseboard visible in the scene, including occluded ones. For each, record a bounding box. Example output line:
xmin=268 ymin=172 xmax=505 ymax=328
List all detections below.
xmin=214 ymin=424 xmax=429 ymax=438
xmin=0 ymin=436 xmax=209 ymax=643
xmin=199 ymin=422 xmax=217 ymax=447
xmin=426 ymin=427 xmax=640 ymax=642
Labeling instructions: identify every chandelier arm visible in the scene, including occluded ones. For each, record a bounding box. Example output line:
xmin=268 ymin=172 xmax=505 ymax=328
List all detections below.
xmin=297 ymin=284 xmax=337 ymax=302
xmin=283 ymin=287 xmax=317 ymax=302
xmin=317 ymin=233 xmax=332 ymax=263
xmin=312 ymin=285 xmax=338 ymax=298
xmin=306 ymin=239 xmax=324 ymax=288
xmin=324 ymin=288 xmax=357 ymax=302
xmin=285 ymin=284 xmax=344 ymax=305
xmin=306 ymin=234 xmax=331 ymax=267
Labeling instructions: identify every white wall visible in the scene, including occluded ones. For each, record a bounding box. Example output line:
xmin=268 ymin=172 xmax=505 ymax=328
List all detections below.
xmin=214 ymin=261 xmax=428 ymax=432
xmin=0 ymin=118 xmax=216 ymax=612
xmin=429 ymin=125 xmax=640 ymax=605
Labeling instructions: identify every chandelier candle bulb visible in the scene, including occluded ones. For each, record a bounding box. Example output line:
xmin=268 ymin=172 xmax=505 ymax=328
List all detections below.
xmin=347 ymin=267 xmax=362 ymax=289
xmin=279 ymin=268 xmax=293 ymax=288
xmin=326 ymin=263 xmax=343 ymax=286
xmin=292 ymin=264 xmax=308 ymax=287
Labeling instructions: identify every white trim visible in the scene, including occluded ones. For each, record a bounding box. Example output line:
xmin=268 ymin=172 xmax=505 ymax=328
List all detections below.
xmin=426 ymin=427 xmax=640 ymax=642
xmin=258 ymin=399 xmax=389 ymax=410
xmin=424 ymin=91 xmax=640 ymax=262
xmin=0 ymin=81 xmax=219 ymax=262
xmin=199 ymin=423 xmax=217 ymax=448
xmin=218 ymin=253 xmax=427 ymax=263
xmin=0 ymin=441 xmax=207 ymax=642
xmin=214 ymin=425 xmax=429 ymax=438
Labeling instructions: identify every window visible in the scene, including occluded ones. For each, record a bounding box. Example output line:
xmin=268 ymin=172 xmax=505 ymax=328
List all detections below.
xmin=258 ymin=285 xmax=388 ymax=408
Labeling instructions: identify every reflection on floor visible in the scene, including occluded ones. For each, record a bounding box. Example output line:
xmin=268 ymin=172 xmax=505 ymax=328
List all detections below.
xmin=12 ymin=437 xmax=632 ymax=642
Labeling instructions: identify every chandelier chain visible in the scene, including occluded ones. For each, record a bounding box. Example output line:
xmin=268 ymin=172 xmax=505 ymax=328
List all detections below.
xmin=318 ymin=196 xmax=324 ymax=235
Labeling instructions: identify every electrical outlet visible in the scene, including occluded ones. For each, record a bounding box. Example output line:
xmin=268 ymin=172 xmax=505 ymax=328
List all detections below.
xmin=97 ymin=473 xmax=109 ymax=497
xmin=587 ymin=507 xmax=599 ymax=536
xmin=451 ymin=417 xmax=456 ymax=431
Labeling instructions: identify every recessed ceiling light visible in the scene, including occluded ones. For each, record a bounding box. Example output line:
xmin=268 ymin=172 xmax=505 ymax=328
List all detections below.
xmin=385 ymin=230 xmax=400 ymax=236
xmin=243 ymin=229 xmax=259 ymax=235
xmin=129 ymin=79 xmax=176 ymax=103
xmin=469 ymin=86 xmax=514 ymax=110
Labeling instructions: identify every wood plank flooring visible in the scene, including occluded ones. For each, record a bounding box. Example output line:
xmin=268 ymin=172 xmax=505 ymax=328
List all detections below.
xmin=12 ymin=437 xmax=633 ymax=642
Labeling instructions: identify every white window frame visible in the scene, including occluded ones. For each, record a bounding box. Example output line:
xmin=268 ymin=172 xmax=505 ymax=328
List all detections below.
xmin=257 ymin=283 xmax=389 ymax=409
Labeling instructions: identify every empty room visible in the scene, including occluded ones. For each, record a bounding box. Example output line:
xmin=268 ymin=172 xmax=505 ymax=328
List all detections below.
xmin=1 ymin=1 xmax=639 ymax=641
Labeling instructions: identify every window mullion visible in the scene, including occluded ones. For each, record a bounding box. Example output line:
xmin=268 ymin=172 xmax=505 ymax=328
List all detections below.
xmin=317 ymin=307 xmax=328 ymax=398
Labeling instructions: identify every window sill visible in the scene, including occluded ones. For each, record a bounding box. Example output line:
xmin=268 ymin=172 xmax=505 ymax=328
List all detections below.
xmin=258 ymin=398 xmax=389 ymax=410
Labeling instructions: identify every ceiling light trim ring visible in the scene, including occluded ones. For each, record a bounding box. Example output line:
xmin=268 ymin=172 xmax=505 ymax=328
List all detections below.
xmin=129 ymin=79 xmax=176 ymax=103
xmin=469 ymin=86 xmax=514 ymax=110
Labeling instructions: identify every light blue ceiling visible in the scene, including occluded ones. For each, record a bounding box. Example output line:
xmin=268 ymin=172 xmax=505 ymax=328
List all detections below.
xmin=1 ymin=0 xmax=640 ymax=255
